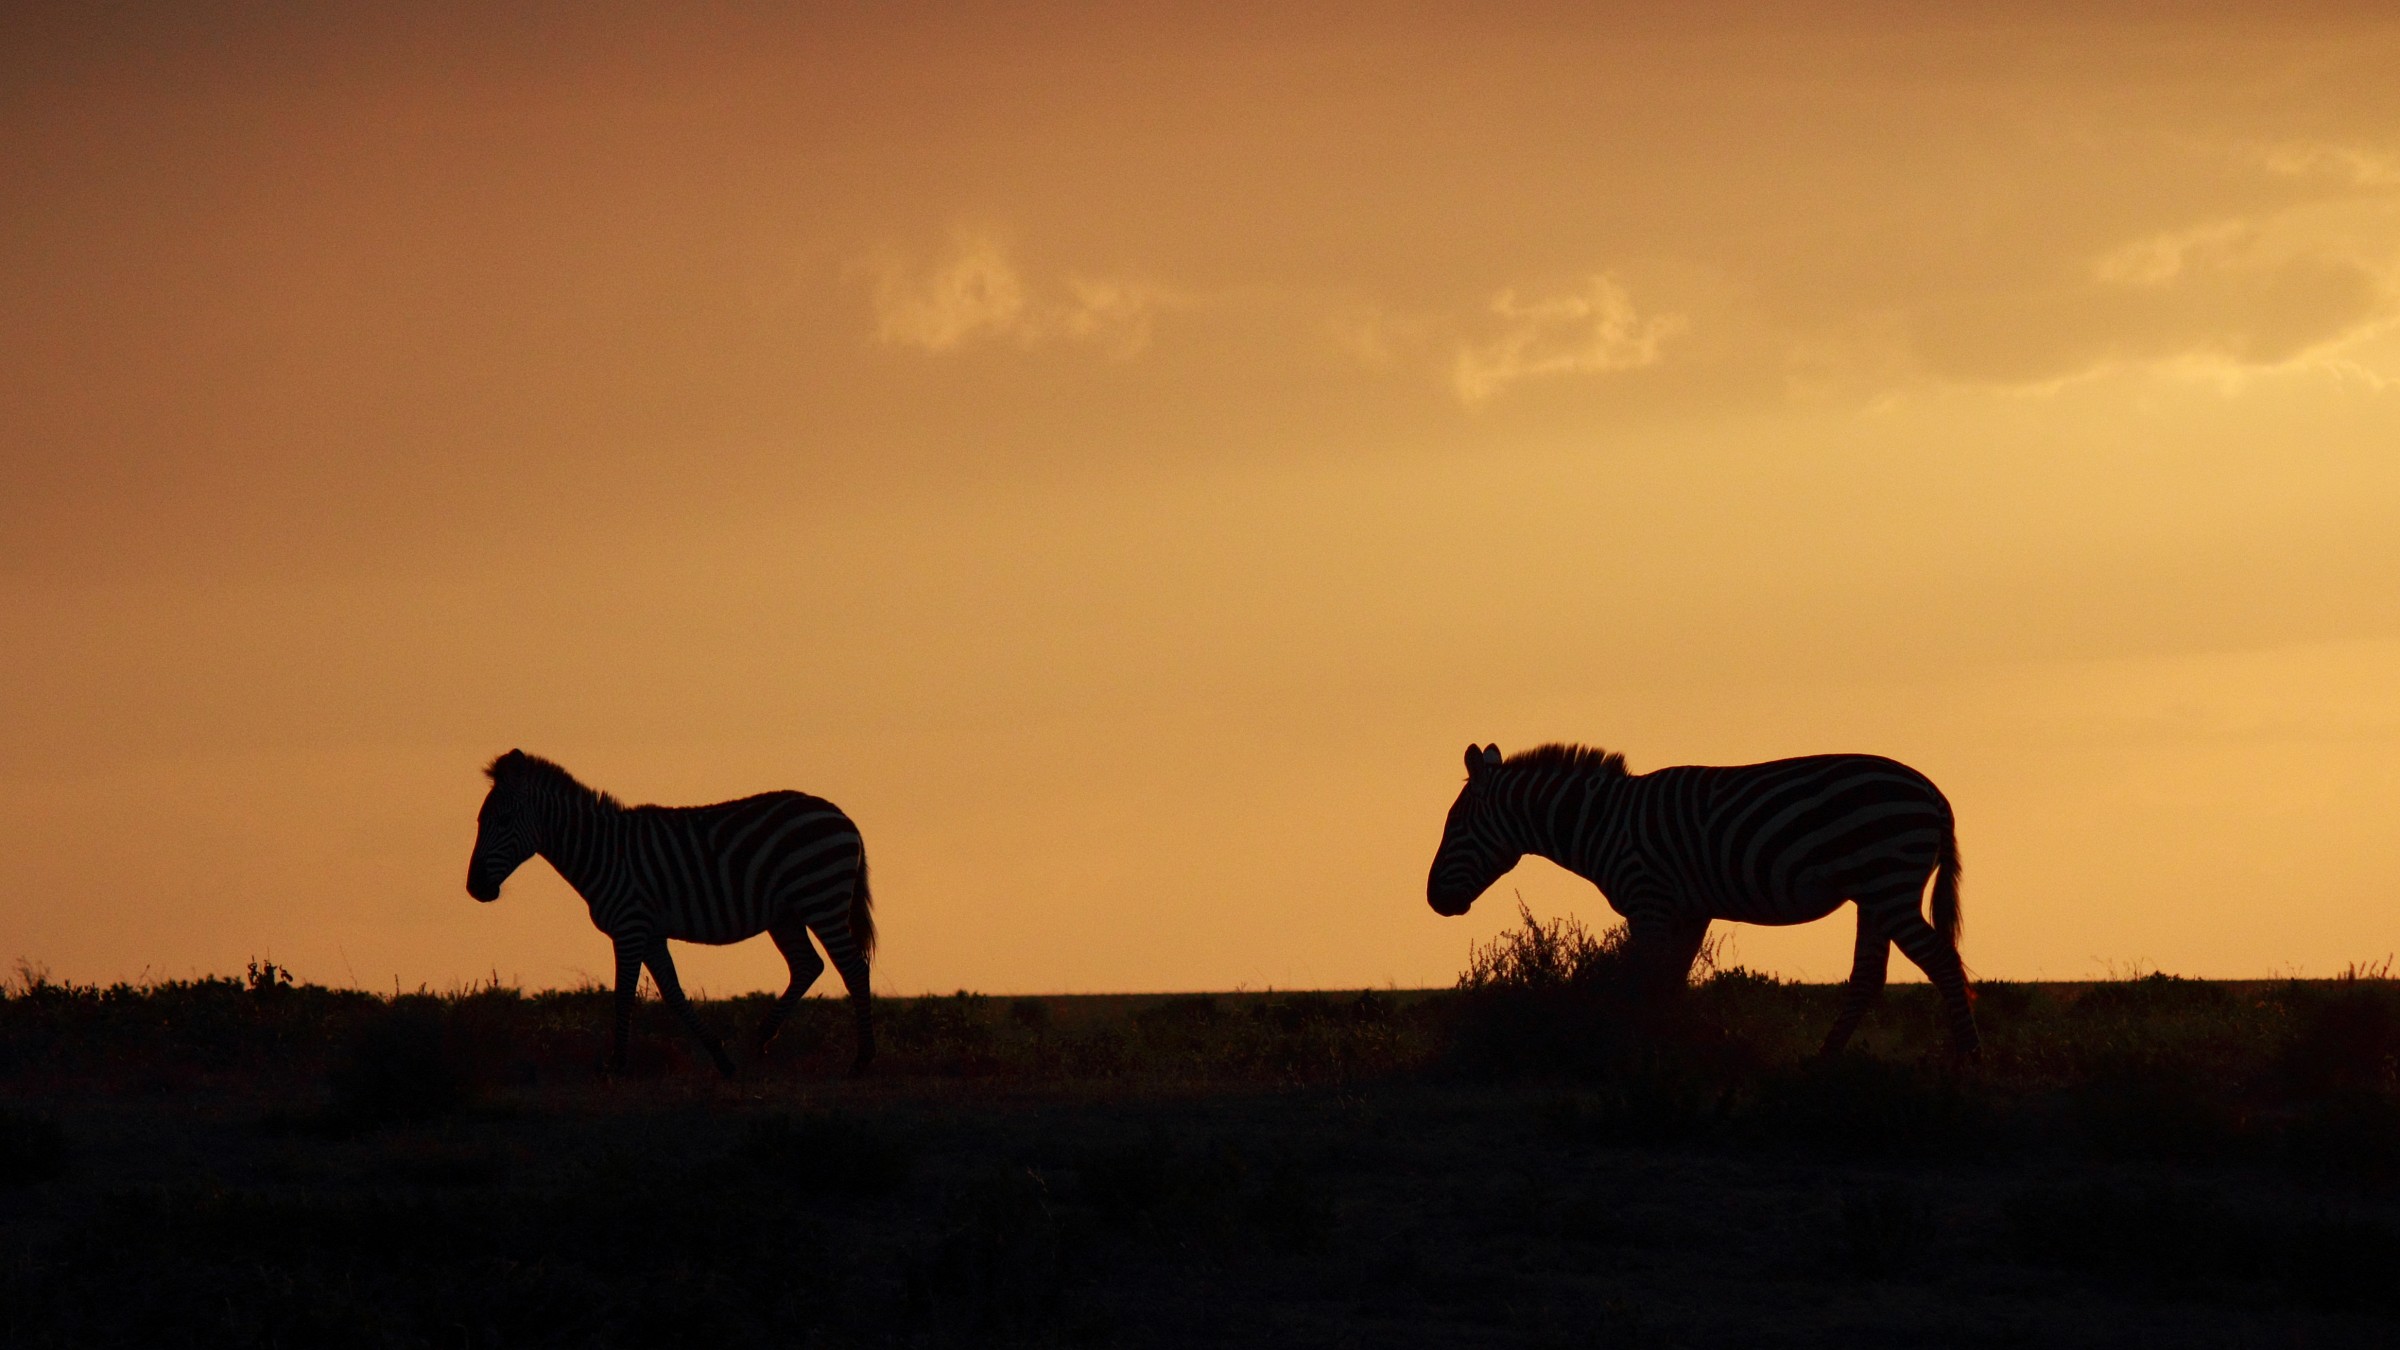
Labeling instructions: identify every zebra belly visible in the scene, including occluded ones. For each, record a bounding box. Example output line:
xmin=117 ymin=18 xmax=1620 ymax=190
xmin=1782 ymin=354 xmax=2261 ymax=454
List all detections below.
xmin=1701 ymin=837 xmax=1939 ymax=924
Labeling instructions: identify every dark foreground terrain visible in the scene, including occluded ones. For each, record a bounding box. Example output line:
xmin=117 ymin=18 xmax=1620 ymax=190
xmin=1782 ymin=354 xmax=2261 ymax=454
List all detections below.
xmin=5 ymin=922 xmax=2399 ymax=1348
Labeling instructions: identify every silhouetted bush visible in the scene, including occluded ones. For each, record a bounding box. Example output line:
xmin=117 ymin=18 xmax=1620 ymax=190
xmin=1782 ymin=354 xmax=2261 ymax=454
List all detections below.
xmin=1447 ymin=905 xmax=1647 ymax=1080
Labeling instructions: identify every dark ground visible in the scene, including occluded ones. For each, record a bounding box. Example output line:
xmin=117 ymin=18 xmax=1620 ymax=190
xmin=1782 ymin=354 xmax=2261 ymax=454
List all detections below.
xmin=4 ymin=928 xmax=2399 ymax=1348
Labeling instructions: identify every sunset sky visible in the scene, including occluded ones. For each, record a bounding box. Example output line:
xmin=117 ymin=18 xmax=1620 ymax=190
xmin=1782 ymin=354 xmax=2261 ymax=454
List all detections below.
xmin=4 ymin=3 xmax=2397 ymax=996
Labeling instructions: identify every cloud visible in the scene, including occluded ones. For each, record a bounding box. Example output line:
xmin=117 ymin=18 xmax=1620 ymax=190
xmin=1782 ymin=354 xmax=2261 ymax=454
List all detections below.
xmin=864 ymin=230 xmax=1176 ymax=358
xmin=2247 ymin=141 xmax=2400 ymax=190
xmin=867 ymin=231 xmax=1031 ymax=351
xmin=1907 ymin=197 xmax=2400 ymax=391
xmin=2090 ymin=221 xmax=2259 ymax=289
xmin=1451 ymin=275 xmax=1685 ymax=404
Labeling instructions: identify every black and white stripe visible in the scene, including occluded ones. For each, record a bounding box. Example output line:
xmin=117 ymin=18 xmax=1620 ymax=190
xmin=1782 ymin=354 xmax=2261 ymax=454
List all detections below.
xmin=466 ymin=750 xmax=876 ymax=1076
xmin=1428 ymin=742 xmax=1976 ymax=1057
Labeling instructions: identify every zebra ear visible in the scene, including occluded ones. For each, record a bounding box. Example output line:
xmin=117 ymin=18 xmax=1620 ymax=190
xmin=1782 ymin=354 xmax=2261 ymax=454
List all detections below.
xmin=1481 ymin=744 xmax=1503 ymax=767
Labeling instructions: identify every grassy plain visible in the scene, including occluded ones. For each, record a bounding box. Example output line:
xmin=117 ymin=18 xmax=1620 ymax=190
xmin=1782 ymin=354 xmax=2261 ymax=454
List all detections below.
xmin=4 ymin=922 xmax=2399 ymax=1348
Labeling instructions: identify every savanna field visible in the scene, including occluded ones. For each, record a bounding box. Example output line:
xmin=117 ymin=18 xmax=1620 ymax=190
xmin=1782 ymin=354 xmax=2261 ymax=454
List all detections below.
xmin=6 ymin=917 xmax=2400 ymax=1350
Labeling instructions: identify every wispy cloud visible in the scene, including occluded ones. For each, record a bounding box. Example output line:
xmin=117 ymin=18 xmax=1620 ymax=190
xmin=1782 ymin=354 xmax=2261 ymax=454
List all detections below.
xmin=2090 ymin=221 xmax=2260 ymax=289
xmin=863 ymin=229 xmax=1178 ymax=358
xmin=2246 ymin=140 xmax=2400 ymax=189
xmin=1451 ymin=275 xmax=1685 ymax=404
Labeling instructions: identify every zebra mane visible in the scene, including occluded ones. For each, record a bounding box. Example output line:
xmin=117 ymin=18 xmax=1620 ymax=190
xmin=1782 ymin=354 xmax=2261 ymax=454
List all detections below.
xmin=486 ymin=750 xmax=625 ymax=811
xmin=1503 ymin=742 xmax=1629 ymax=778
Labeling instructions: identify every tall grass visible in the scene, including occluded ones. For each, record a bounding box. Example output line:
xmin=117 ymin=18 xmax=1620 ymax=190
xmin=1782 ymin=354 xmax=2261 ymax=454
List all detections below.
xmin=8 ymin=943 xmax=2400 ymax=1173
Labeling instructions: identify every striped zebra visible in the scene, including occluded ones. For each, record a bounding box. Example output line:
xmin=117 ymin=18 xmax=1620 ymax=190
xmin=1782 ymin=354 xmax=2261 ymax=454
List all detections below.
xmin=1427 ymin=743 xmax=1977 ymax=1058
xmin=465 ymin=750 xmax=876 ymax=1077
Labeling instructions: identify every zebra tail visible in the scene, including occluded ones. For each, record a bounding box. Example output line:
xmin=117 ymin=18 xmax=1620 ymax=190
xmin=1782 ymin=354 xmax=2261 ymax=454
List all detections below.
xmin=850 ymin=845 xmax=876 ymax=962
xmin=1931 ymin=820 xmax=1963 ymax=950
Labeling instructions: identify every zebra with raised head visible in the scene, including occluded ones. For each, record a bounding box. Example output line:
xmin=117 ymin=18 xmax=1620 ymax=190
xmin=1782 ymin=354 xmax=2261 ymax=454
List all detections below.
xmin=466 ymin=750 xmax=877 ymax=1077
xmin=1427 ymin=743 xmax=1976 ymax=1058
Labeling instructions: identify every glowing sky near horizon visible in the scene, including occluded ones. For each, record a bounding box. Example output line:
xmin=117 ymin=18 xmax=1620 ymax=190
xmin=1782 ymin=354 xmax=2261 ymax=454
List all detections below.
xmin=3 ymin=3 xmax=2397 ymax=994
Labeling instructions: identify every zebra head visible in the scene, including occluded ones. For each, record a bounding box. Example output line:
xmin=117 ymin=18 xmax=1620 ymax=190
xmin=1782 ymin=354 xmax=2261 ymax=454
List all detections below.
xmin=1428 ymin=743 xmax=1520 ymax=916
xmin=466 ymin=749 xmax=541 ymax=902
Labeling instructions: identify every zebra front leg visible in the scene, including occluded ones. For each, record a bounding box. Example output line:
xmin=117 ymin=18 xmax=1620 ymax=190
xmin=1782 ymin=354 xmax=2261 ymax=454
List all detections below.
xmin=754 ymin=921 xmax=825 ymax=1057
xmin=1627 ymin=911 xmax=1710 ymax=1001
xmin=643 ymin=941 xmax=737 ymax=1079
xmin=608 ymin=937 xmax=645 ymax=1074
xmin=1820 ymin=910 xmax=1892 ymax=1057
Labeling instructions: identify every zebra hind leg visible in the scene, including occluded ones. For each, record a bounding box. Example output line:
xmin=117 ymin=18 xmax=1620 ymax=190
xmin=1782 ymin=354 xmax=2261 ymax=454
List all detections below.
xmin=1871 ymin=902 xmax=1981 ymax=1062
xmin=1820 ymin=910 xmax=1891 ymax=1057
xmin=643 ymin=941 xmax=738 ymax=1079
xmin=809 ymin=913 xmax=876 ymax=1078
xmin=839 ymin=963 xmax=875 ymax=1079
xmin=754 ymin=922 xmax=825 ymax=1057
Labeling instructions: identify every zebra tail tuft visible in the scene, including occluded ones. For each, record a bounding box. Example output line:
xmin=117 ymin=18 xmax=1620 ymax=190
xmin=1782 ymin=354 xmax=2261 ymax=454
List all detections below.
xmin=851 ymin=846 xmax=876 ymax=962
xmin=1931 ymin=820 xmax=1963 ymax=950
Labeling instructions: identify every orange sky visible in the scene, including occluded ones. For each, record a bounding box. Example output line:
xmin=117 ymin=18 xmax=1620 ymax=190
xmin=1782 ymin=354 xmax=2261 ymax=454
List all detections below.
xmin=4 ymin=3 xmax=2397 ymax=995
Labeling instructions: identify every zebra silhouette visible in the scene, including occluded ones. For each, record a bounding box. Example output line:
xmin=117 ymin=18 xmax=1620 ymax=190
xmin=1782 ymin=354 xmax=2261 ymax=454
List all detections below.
xmin=466 ymin=750 xmax=876 ymax=1077
xmin=1428 ymin=743 xmax=1976 ymax=1057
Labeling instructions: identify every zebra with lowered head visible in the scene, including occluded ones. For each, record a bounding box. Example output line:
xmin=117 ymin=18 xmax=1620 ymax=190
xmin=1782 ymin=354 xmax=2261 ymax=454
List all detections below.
xmin=1428 ymin=743 xmax=1976 ymax=1058
xmin=466 ymin=750 xmax=877 ymax=1077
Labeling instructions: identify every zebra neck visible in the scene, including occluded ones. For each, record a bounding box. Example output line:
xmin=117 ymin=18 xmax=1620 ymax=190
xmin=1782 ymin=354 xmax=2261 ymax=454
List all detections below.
xmin=532 ymin=788 xmax=624 ymax=905
xmin=1510 ymin=771 xmax=1628 ymax=882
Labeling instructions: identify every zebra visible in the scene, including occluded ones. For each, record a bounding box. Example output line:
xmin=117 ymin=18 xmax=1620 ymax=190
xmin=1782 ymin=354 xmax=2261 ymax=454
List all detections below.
xmin=465 ymin=750 xmax=876 ymax=1077
xmin=1427 ymin=743 xmax=1976 ymax=1058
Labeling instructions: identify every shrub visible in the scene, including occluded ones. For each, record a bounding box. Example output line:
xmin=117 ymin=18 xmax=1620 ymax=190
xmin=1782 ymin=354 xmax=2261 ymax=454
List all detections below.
xmin=1448 ymin=905 xmax=1646 ymax=1080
